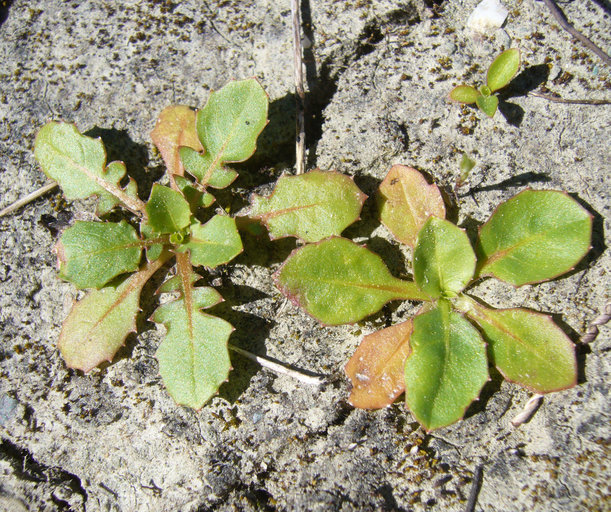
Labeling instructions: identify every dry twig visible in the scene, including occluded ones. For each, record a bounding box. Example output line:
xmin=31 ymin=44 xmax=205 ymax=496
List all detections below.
xmin=529 ymin=91 xmax=611 ymax=105
xmin=0 ymin=181 xmax=58 ymax=217
xmin=291 ymin=0 xmax=306 ymax=175
xmin=540 ymin=0 xmax=611 ymax=67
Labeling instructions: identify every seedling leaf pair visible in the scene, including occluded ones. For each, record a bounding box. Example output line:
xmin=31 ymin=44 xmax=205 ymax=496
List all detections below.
xmin=450 ymin=48 xmax=520 ymax=117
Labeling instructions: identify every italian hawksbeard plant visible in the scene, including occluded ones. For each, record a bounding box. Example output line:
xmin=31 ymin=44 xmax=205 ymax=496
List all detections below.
xmin=252 ymin=164 xmax=592 ymax=430
xmin=34 ymin=77 xmax=593 ymax=431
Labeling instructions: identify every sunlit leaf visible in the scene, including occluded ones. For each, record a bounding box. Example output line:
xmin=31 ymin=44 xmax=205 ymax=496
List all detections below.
xmin=150 ymin=105 xmax=202 ymax=178
xmin=154 ymin=254 xmax=232 ymax=409
xmin=34 ymin=122 xmax=144 ymax=213
xmin=404 ymin=300 xmax=489 ymax=431
xmin=194 ymin=78 xmax=268 ymax=185
xmin=487 ymin=48 xmax=520 ymax=92
xmin=449 ymin=85 xmax=479 ymax=104
xmin=58 ymin=257 xmax=167 ymax=372
xmin=378 ymin=165 xmax=445 ymax=247
xmin=413 ymin=217 xmax=475 ymax=299
xmin=96 ymin=162 xmax=139 ymax=216
xmin=466 ymin=301 xmax=577 ymax=392
xmin=174 ymin=175 xmax=215 ymax=210
xmin=346 ymin=319 xmax=413 ymax=409
xmin=179 ymin=146 xmax=238 ymax=189
xmin=145 ymin=184 xmax=191 ymax=234
xmin=57 ymin=221 xmax=142 ymax=289
xmin=250 ymin=170 xmax=366 ymax=243
xmin=476 ymin=94 xmax=499 ymax=117
xmin=477 ymin=190 xmax=592 ymax=286
xmin=275 ymin=238 xmax=428 ymax=325
xmin=176 ymin=215 xmax=243 ymax=268
xmin=140 ymin=221 xmax=165 ymax=262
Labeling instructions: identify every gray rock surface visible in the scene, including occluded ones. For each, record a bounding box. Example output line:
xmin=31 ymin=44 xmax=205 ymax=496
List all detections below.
xmin=0 ymin=0 xmax=609 ymax=510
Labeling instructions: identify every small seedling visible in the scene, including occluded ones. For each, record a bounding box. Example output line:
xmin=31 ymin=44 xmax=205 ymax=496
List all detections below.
xmin=450 ymin=48 xmax=520 ymax=117
xmin=262 ymin=164 xmax=591 ymax=430
xmin=34 ymin=78 xmax=268 ymax=409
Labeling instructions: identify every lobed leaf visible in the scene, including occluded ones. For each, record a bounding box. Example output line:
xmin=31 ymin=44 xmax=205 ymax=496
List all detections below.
xmin=57 ymin=220 xmax=142 ymax=289
xmin=150 ymin=105 xmax=202 ymax=178
xmin=194 ymin=78 xmax=268 ymax=186
xmin=466 ymin=301 xmax=577 ymax=392
xmin=58 ymin=257 xmax=167 ymax=372
xmin=179 ymin=146 xmax=238 ymax=189
xmin=34 ymin=122 xmax=144 ymax=213
xmin=154 ymin=254 xmax=232 ymax=409
xmin=413 ymin=217 xmax=476 ymax=299
xmin=250 ymin=170 xmax=366 ymax=243
xmin=404 ymin=300 xmax=489 ymax=431
xmin=96 ymin=162 xmax=139 ymax=216
xmin=145 ymin=184 xmax=192 ymax=234
xmin=345 ymin=319 xmax=413 ymax=409
xmin=449 ymin=85 xmax=479 ymax=104
xmin=487 ymin=48 xmax=520 ymax=92
xmin=476 ymin=94 xmax=499 ymax=117
xmin=275 ymin=237 xmax=428 ymax=325
xmin=176 ymin=215 xmax=243 ymax=268
xmin=477 ymin=190 xmax=592 ymax=286
xmin=378 ymin=165 xmax=445 ymax=247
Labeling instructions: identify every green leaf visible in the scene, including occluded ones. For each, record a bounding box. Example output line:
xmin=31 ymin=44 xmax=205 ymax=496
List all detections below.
xmin=465 ymin=301 xmax=577 ymax=392
xmin=58 ymin=257 xmax=168 ymax=372
xmin=449 ymin=85 xmax=479 ymax=104
xmin=487 ymin=48 xmax=520 ymax=92
xmin=193 ymin=78 xmax=268 ymax=185
xmin=476 ymin=94 xmax=499 ymax=117
xmin=34 ymin=122 xmax=144 ymax=213
xmin=150 ymin=105 xmax=202 ymax=178
xmin=139 ymin=221 xmax=165 ymax=262
xmin=176 ymin=215 xmax=243 ymax=268
xmin=179 ymin=146 xmax=238 ymax=189
xmin=96 ymin=162 xmax=139 ymax=216
xmin=250 ymin=170 xmax=366 ymax=243
xmin=174 ymin=175 xmax=215 ymax=210
xmin=57 ymin=221 xmax=142 ymax=289
xmin=275 ymin=238 xmax=428 ymax=325
xmin=154 ymin=254 xmax=232 ymax=409
xmin=345 ymin=319 xmax=413 ymax=409
xmin=145 ymin=184 xmax=191 ymax=234
xmin=378 ymin=165 xmax=446 ymax=247
xmin=404 ymin=300 xmax=489 ymax=431
xmin=477 ymin=190 xmax=592 ymax=286
xmin=413 ymin=217 xmax=476 ymax=299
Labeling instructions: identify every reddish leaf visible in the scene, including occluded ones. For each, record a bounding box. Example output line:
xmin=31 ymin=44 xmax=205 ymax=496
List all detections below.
xmin=346 ymin=319 xmax=414 ymax=409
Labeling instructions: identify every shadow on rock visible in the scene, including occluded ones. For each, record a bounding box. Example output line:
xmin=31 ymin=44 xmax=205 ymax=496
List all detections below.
xmin=498 ymin=64 xmax=551 ymax=126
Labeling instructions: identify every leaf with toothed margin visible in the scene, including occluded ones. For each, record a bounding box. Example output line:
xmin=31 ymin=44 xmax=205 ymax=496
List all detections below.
xmin=56 ymin=220 xmax=142 ymax=290
xmin=139 ymin=221 xmax=164 ymax=262
xmin=150 ymin=105 xmax=202 ymax=178
xmin=176 ymin=215 xmax=243 ymax=268
xmin=465 ymin=301 xmax=577 ymax=393
xmin=145 ymin=184 xmax=191 ymax=234
xmin=476 ymin=190 xmax=592 ymax=286
xmin=346 ymin=319 xmax=413 ymax=409
xmin=58 ymin=257 xmax=167 ymax=372
xmin=174 ymin=175 xmax=215 ymax=210
xmin=413 ymin=217 xmax=476 ymax=299
xmin=153 ymin=285 xmax=233 ymax=410
xmin=250 ymin=170 xmax=366 ymax=243
xmin=404 ymin=300 xmax=489 ymax=431
xmin=158 ymin=271 xmax=200 ymax=293
xmin=193 ymin=78 xmax=268 ymax=188
xmin=179 ymin=147 xmax=238 ymax=189
xmin=378 ymin=165 xmax=445 ymax=248
xmin=34 ymin=122 xmax=144 ymax=213
xmin=275 ymin=237 xmax=428 ymax=325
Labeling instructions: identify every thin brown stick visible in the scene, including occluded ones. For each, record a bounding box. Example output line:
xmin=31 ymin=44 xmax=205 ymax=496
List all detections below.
xmin=529 ymin=91 xmax=611 ymax=105
xmin=291 ymin=0 xmax=306 ymax=175
xmin=229 ymin=344 xmax=327 ymax=385
xmin=0 ymin=181 xmax=58 ymax=217
xmin=464 ymin=464 xmax=484 ymax=512
xmin=540 ymin=0 xmax=611 ymax=67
